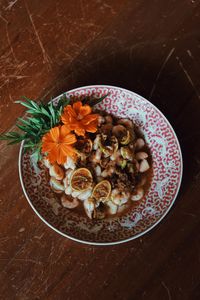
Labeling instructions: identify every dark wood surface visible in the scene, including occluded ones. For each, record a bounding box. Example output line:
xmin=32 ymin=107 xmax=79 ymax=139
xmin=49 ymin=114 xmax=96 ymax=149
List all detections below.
xmin=0 ymin=0 xmax=200 ymax=299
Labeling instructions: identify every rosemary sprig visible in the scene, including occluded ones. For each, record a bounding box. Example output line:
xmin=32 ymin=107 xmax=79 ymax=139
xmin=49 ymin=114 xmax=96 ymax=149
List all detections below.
xmin=0 ymin=94 xmax=70 ymax=152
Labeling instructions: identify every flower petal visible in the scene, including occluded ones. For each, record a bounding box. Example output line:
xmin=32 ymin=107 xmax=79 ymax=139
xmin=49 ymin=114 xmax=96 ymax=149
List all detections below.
xmin=79 ymin=105 xmax=91 ymax=117
xmin=75 ymin=127 xmax=85 ymax=136
xmin=62 ymin=133 xmax=77 ymax=145
xmin=57 ymin=148 xmax=67 ymax=165
xmin=61 ymin=144 xmax=76 ymax=157
xmin=85 ymin=120 xmax=98 ymax=133
xmin=81 ymin=114 xmax=99 ymax=125
xmin=73 ymin=101 xmax=82 ymax=115
xmin=60 ymin=125 xmax=71 ymax=138
xmin=46 ymin=146 xmax=59 ymax=164
xmin=41 ymin=141 xmax=56 ymax=153
xmin=50 ymin=127 xmax=60 ymax=142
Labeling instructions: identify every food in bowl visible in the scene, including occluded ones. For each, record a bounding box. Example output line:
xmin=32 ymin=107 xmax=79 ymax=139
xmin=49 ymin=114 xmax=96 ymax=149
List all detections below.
xmin=42 ymin=110 xmax=152 ymax=219
xmin=0 ymin=92 xmax=152 ymax=220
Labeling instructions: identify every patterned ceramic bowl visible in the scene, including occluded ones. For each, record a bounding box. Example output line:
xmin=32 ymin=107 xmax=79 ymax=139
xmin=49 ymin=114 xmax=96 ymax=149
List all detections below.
xmin=19 ymin=85 xmax=183 ymax=245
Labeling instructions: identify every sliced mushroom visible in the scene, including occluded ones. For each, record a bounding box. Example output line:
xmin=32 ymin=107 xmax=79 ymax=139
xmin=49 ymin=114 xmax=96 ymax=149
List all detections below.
xmin=139 ymin=159 xmax=150 ymax=173
xmin=112 ymin=125 xmax=131 ymax=145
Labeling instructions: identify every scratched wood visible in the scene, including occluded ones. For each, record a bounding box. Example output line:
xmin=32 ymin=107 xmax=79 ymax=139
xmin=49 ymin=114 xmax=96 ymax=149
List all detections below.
xmin=0 ymin=0 xmax=200 ymax=299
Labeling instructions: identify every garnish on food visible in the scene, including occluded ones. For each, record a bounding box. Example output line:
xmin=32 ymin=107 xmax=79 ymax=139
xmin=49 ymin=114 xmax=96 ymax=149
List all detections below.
xmin=61 ymin=101 xmax=99 ymax=136
xmin=41 ymin=125 xmax=77 ymax=165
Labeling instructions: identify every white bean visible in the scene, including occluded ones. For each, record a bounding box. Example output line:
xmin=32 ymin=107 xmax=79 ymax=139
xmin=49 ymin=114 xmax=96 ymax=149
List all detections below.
xmin=136 ymin=152 xmax=148 ymax=160
xmin=139 ymin=159 xmax=150 ymax=173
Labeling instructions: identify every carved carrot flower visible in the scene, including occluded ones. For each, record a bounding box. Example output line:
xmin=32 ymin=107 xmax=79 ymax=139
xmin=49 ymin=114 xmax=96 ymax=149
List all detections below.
xmin=61 ymin=101 xmax=99 ymax=136
xmin=41 ymin=125 xmax=77 ymax=165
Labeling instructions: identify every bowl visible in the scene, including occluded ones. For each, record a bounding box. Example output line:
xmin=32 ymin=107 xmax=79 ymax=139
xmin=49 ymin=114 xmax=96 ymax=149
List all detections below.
xmin=19 ymin=85 xmax=183 ymax=245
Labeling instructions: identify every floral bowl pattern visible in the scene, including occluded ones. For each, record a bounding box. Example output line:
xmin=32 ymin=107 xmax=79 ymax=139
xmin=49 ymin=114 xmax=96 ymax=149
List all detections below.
xmin=19 ymin=85 xmax=183 ymax=245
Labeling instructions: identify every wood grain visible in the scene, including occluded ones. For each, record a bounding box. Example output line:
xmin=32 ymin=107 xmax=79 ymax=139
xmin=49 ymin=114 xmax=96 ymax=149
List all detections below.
xmin=0 ymin=0 xmax=200 ymax=299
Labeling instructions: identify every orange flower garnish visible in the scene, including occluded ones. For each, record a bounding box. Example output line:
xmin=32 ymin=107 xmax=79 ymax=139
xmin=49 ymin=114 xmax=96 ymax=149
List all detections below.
xmin=61 ymin=101 xmax=99 ymax=136
xmin=41 ymin=125 xmax=77 ymax=165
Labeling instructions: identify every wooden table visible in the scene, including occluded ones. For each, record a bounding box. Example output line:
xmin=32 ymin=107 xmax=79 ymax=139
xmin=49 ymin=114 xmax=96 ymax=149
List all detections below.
xmin=0 ymin=0 xmax=200 ymax=299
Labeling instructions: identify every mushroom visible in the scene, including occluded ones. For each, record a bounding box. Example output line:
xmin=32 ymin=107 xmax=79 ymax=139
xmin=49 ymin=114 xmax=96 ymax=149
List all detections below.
xmin=117 ymin=118 xmax=133 ymax=128
xmin=112 ymin=125 xmax=131 ymax=145
xmin=135 ymin=138 xmax=145 ymax=150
